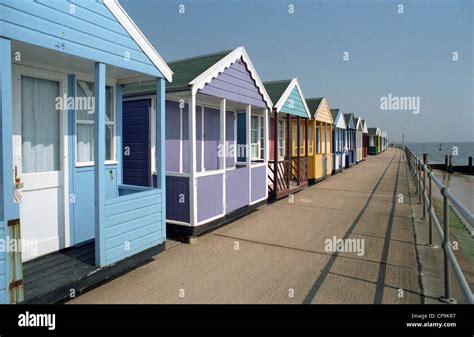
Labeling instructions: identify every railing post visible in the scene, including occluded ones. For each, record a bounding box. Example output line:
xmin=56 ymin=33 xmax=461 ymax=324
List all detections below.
xmin=422 ymin=154 xmax=427 ymax=219
xmin=418 ymin=161 xmax=422 ymax=204
xmin=427 ymin=170 xmax=433 ymax=247
xmin=440 ymin=187 xmax=457 ymax=304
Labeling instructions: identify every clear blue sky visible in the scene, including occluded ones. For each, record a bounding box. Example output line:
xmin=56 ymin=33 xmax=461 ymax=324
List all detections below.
xmin=122 ymin=0 xmax=473 ymax=143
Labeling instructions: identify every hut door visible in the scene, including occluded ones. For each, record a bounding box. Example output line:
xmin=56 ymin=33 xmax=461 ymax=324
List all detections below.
xmin=13 ymin=66 xmax=68 ymax=261
xmin=122 ymin=99 xmax=151 ymax=186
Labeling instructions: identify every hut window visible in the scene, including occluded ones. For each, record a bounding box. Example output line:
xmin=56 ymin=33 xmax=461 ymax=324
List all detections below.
xmin=21 ymin=76 xmax=60 ymax=173
xmin=326 ymin=127 xmax=331 ymax=153
xmin=316 ymin=125 xmax=320 ymax=153
xmin=250 ymin=115 xmax=263 ymax=160
xmin=299 ymin=122 xmax=305 ymax=156
xmin=76 ymin=80 xmax=115 ymax=164
xmin=278 ymin=119 xmax=285 ymax=159
xmin=308 ymin=124 xmax=313 ymax=155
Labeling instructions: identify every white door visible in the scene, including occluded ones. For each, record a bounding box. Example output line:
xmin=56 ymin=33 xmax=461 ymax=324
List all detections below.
xmin=13 ymin=66 xmax=69 ymax=262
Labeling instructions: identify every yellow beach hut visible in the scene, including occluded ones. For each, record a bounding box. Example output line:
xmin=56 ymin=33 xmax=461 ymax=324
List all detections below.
xmin=306 ymin=97 xmax=333 ymax=182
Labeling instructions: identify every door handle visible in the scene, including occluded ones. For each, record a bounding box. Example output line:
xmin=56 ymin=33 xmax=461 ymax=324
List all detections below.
xmin=109 ymin=170 xmax=114 ymax=181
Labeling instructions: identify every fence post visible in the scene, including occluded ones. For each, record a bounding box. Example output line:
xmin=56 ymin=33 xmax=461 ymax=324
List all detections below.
xmin=418 ymin=161 xmax=422 ymax=204
xmin=439 ymin=187 xmax=457 ymax=304
xmin=428 ymin=170 xmax=433 ymax=247
xmin=422 ymin=154 xmax=427 ymax=219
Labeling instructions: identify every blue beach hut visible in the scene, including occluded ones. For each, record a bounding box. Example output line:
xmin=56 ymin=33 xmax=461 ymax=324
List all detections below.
xmin=0 ymin=0 xmax=172 ymax=303
xmin=330 ymin=109 xmax=347 ymax=174
xmin=343 ymin=113 xmax=356 ymax=167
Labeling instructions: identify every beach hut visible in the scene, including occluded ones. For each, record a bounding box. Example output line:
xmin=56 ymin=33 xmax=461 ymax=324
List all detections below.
xmin=368 ymin=127 xmax=381 ymax=155
xmin=330 ymin=109 xmax=347 ymax=174
xmin=264 ymin=79 xmax=311 ymax=200
xmin=361 ymin=119 xmax=369 ymax=159
xmin=123 ymin=47 xmax=272 ymax=241
xmin=0 ymin=0 xmax=172 ymax=303
xmin=344 ymin=113 xmax=356 ymax=166
xmin=306 ymin=98 xmax=334 ymax=181
xmin=355 ymin=117 xmax=363 ymax=163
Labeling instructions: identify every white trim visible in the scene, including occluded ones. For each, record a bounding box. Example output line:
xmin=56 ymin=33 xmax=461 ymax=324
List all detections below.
xmin=334 ymin=110 xmax=347 ymax=130
xmin=179 ymin=101 xmax=183 ymax=173
xmin=75 ymin=160 xmax=118 ymax=168
xmin=220 ymin=99 xmax=226 ymax=213
xmin=166 ymin=171 xmax=190 ymax=177
xmin=188 ymin=94 xmax=197 ymax=226
xmin=263 ymin=108 xmax=269 ymax=200
xmin=246 ymin=105 xmax=252 ymax=204
xmin=274 ymin=79 xmax=311 ymax=119
xmin=201 ymin=106 xmax=205 ymax=172
xmin=250 ymin=195 xmax=267 ymax=206
xmin=166 ymin=219 xmax=191 ymax=226
xmin=234 ymin=111 xmax=237 ymax=164
xmin=195 ymin=212 xmax=226 ymax=227
xmin=196 ymin=169 xmax=225 ymax=177
xmin=250 ymin=162 xmax=266 ymax=168
xmin=150 ymin=98 xmax=156 ymax=176
xmin=189 ymin=47 xmax=273 ymax=108
xmin=361 ymin=119 xmax=368 ymax=134
xmin=104 ymin=0 xmax=173 ymax=82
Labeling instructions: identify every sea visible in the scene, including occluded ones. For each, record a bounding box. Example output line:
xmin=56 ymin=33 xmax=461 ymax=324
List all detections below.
xmin=405 ymin=142 xmax=473 ymax=213
xmin=405 ymin=142 xmax=474 ymax=166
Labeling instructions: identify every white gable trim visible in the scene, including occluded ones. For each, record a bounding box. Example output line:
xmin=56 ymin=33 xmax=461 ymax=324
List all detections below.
xmin=361 ymin=119 xmax=368 ymax=133
xmin=104 ymin=0 xmax=173 ymax=82
xmin=345 ymin=114 xmax=355 ymax=129
xmin=274 ymin=79 xmax=311 ymax=118
xmin=334 ymin=111 xmax=347 ymax=129
xmin=189 ymin=47 xmax=273 ymax=108
xmin=355 ymin=117 xmax=363 ymax=131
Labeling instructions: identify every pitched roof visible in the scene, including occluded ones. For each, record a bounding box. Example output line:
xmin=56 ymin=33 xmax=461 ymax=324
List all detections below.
xmin=166 ymin=49 xmax=233 ymax=91
xmin=330 ymin=108 xmax=339 ymax=120
xmin=344 ymin=113 xmax=354 ymax=126
xmin=104 ymin=0 xmax=173 ymax=81
xmin=306 ymin=97 xmax=323 ymax=115
xmin=263 ymin=80 xmax=293 ymax=104
xmin=368 ymin=127 xmax=378 ymax=135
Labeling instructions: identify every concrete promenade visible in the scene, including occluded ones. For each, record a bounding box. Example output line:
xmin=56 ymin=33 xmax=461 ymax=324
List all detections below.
xmin=71 ymin=148 xmax=429 ymax=304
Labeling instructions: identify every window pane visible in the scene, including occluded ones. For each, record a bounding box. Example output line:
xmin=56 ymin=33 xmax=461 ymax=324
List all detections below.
xmin=106 ymin=86 xmax=113 ymax=122
xmin=76 ymin=80 xmax=114 ymax=163
xmin=76 ymin=80 xmax=95 ymax=121
xmin=251 ymin=116 xmax=258 ymax=129
xmin=106 ymin=124 xmax=113 ymax=161
xmin=21 ymin=76 xmax=60 ymax=173
xmin=77 ymin=124 xmax=94 ymax=162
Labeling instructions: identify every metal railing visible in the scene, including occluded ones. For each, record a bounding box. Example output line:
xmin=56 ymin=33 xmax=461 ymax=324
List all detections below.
xmin=404 ymin=146 xmax=474 ymax=304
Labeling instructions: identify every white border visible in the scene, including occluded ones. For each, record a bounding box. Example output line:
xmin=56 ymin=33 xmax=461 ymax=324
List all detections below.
xmin=273 ymin=78 xmax=311 ymax=119
xmin=104 ymin=0 xmax=173 ymax=82
xmin=188 ymin=47 xmax=273 ymax=109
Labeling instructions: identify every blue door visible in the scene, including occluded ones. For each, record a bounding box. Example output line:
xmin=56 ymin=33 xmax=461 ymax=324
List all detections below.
xmin=123 ymin=99 xmax=151 ymax=186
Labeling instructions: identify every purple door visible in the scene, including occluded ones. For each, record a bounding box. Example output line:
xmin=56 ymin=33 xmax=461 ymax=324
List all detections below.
xmin=122 ymin=99 xmax=151 ymax=186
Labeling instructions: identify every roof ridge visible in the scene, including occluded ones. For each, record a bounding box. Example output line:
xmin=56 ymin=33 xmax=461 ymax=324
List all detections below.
xmin=168 ymin=48 xmax=235 ymax=64
xmin=263 ymin=79 xmax=293 ymax=84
